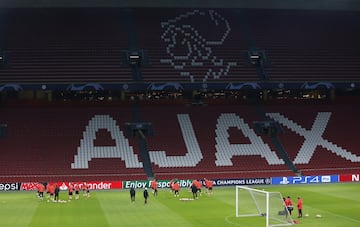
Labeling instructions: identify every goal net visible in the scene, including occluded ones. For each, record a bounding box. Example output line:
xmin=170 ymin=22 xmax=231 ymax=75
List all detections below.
xmin=236 ymin=186 xmax=294 ymax=227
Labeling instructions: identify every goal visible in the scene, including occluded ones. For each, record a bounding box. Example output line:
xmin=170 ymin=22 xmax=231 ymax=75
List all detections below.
xmin=236 ymin=186 xmax=294 ymax=227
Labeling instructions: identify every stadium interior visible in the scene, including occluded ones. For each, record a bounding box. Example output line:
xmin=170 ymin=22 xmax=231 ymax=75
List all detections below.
xmin=0 ymin=0 xmax=359 ymax=183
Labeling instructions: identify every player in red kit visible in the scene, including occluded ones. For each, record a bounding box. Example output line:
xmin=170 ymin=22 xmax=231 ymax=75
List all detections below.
xmin=37 ymin=183 xmax=45 ymax=200
xmin=204 ymin=178 xmax=213 ymax=195
xmin=48 ymin=183 xmax=56 ymax=202
xmin=68 ymin=182 xmax=74 ymax=201
xmin=285 ymin=196 xmax=294 ymax=216
xmin=151 ymin=179 xmax=158 ymax=196
xmin=74 ymin=183 xmax=80 ymax=200
xmin=297 ymin=197 xmax=303 ymax=218
xmin=173 ymin=181 xmax=180 ymax=197
xmin=195 ymin=179 xmax=202 ymax=196
xmin=83 ymin=182 xmax=90 ymax=198
xmin=169 ymin=179 xmax=175 ymax=193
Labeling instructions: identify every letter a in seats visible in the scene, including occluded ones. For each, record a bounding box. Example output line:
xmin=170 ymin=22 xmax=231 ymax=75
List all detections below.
xmin=71 ymin=115 xmax=143 ymax=169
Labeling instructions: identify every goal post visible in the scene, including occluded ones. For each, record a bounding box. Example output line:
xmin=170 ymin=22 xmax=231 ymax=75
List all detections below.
xmin=236 ymin=186 xmax=294 ymax=227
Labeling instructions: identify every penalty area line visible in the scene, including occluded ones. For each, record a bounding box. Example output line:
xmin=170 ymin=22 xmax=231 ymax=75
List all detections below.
xmin=322 ymin=211 xmax=360 ymax=224
xmin=224 ymin=214 xmax=250 ymax=227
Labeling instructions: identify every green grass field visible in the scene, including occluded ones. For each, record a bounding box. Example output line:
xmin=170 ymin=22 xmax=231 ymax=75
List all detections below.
xmin=0 ymin=183 xmax=359 ymax=227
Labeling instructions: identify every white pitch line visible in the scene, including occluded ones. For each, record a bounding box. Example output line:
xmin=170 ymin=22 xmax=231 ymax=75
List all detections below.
xmin=306 ymin=205 xmax=360 ymax=224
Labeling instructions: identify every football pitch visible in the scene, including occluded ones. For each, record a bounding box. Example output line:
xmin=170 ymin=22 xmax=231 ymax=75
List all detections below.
xmin=0 ymin=183 xmax=359 ymax=227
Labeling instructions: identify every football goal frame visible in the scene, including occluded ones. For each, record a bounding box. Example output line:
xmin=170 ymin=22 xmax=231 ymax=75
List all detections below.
xmin=235 ymin=185 xmax=294 ymax=227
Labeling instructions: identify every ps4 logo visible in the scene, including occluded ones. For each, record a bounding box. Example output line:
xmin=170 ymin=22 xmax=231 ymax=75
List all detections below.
xmin=280 ymin=177 xmax=290 ymax=185
xmin=276 ymin=175 xmax=336 ymax=185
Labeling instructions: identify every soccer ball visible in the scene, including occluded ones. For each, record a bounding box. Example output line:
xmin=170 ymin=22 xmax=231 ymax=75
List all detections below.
xmin=315 ymin=214 xmax=322 ymax=218
xmin=305 ymin=214 xmax=309 ymax=217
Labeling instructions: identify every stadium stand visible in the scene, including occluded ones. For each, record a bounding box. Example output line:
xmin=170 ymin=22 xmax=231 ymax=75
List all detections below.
xmin=243 ymin=9 xmax=360 ymax=82
xmin=1 ymin=99 xmax=359 ymax=182
xmin=1 ymin=8 xmax=360 ymax=84
xmin=135 ymin=8 xmax=259 ymax=83
xmin=263 ymin=98 xmax=360 ymax=176
xmin=0 ymin=8 xmax=132 ymax=84
xmin=0 ymin=105 xmax=147 ymax=182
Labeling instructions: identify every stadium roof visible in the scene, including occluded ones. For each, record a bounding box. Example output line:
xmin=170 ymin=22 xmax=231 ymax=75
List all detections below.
xmin=0 ymin=0 xmax=360 ymax=10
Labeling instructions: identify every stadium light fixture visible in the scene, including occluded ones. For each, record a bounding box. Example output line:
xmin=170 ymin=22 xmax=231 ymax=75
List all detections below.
xmin=250 ymin=53 xmax=261 ymax=65
xmin=0 ymin=54 xmax=4 ymax=66
xmin=246 ymin=49 xmax=270 ymax=67
xmin=125 ymin=50 xmax=144 ymax=66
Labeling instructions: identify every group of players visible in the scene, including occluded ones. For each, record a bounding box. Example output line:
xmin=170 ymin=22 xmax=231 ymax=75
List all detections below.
xmin=129 ymin=178 xmax=214 ymax=204
xmin=35 ymin=178 xmax=214 ymax=203
xmin=36 ymin=182 xmax=90 ymax=202
xmin=284 ymin=195 xmax=303 ymax=218
xmin=150 ymin=178 xmax=214 ymax=199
